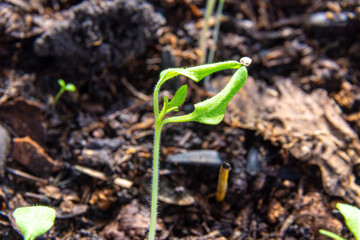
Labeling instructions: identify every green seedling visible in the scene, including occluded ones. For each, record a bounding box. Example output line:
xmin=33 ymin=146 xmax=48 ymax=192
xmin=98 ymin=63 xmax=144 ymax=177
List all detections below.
xmin=53 ymin=79 xmax=76 ymax=109
xmin=320 ymin=203 xmax=360 ymax=240
xmin=12 ymin=206 xmax=56 ymax=240
xmin=149 ymin=58 xmax=251 ymax=240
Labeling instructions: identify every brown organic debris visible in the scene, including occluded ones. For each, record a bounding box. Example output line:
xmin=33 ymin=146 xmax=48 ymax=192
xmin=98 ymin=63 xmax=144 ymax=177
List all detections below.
xmin=220 ymin=77 xmax=360 ymax=205
xmin=11 ymin=136 xmax=54 ymax=177
xmin=0 ymin=97 xmax=46 ymax=144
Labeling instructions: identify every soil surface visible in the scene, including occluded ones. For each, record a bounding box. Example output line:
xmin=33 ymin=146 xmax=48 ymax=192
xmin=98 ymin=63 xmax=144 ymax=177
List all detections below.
xmin=1 ymin=0 xmax=360 ymax=239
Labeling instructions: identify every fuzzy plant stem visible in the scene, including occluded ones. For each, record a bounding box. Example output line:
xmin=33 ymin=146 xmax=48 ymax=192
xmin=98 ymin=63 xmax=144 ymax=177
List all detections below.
xmin=148 ymin=121 xmax=163 ymax=240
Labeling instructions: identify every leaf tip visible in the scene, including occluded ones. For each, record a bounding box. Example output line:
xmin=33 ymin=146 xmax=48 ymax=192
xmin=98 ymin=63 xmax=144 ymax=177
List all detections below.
xmin=57 ymin=79 xmax=66 ymax=87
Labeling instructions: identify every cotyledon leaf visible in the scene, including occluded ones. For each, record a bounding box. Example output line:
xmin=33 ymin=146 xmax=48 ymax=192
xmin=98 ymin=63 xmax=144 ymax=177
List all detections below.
xmin=189 ymin=65 xmax=247 ymax=124
xmin=64 ymin=83 xmax=77 ymax=92
xmin=13 ymin=206 xmax=56 ymax=240
xmin=158 ymin=61 xmax=241 ymax=85
xmin=163 ymin=65 xmax=247 ymax=125
xmin=57 ymin=79 xmax=66 ymax=88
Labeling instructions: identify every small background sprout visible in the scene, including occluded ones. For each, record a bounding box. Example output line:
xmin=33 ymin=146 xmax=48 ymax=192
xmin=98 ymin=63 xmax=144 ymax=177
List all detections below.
xmin=53 ymin=79 xmax=77 ymax=109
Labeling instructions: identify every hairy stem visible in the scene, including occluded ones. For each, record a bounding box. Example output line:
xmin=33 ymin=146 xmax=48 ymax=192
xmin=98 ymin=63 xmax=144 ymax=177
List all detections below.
xmin=148 ymin=122 xmax=163 ymax=240
xmin=153 ymin=84 xmax=161 ymax=120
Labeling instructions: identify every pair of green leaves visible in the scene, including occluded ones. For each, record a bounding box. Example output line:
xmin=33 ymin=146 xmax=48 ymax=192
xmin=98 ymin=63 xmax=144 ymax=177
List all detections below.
xmin=57 ymin=79 xmax=76 ymax=92
xmin=154 ymin=60 xmax=248 ymax=125
xmin=53 ymin=79 xmax=77 ymax=109
xmin=320 ymin=203 xmax=360 ymax=240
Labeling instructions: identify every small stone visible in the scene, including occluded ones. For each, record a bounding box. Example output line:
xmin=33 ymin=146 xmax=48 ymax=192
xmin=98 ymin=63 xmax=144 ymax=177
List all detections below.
xmin=166 ymin=150 xmax=222 ymax=167
xmin=240 ymin=57 xmax=252 ymax=67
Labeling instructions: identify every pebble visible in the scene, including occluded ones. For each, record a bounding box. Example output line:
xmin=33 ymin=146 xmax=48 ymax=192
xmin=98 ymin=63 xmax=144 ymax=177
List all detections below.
xmin=166 ymin=150 xmax=222 ymax=167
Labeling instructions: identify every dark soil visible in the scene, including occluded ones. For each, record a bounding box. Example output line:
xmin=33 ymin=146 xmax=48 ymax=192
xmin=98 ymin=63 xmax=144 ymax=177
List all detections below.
xmin=1 ymin=0 xmax=360 ymax=239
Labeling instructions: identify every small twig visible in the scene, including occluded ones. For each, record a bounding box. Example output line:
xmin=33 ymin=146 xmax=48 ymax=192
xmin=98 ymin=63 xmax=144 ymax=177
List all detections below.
xmin=74 ymin=165 xmax=133 ymax=188
xmin=207 ymin=0 xmax=225 ymax=64
xmin=6 ymin=167 xmax=48 ymax=184
xmin=121 ymin=77 xmax=151 ymax=101
xmin=277 ymin=213 xmax=296 ymax=240
xmin=199 ymin=0 xmax=216 ymax=64
xmin=204 ymin=0 xmax=225 ymax=86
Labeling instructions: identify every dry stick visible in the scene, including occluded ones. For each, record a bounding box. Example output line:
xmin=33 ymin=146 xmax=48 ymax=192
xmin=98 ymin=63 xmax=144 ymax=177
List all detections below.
xmin=199 ymin=0 xmax=216 ymax=64
xmin=6 ymin=167 xmax=48 ymax=184
xmin=204 ymin=0 xmax=225 ymax=83
xmin=208 ymin=0 xmax=225 ymax=64
xmin=204 ymin=0 xmax=226 ymax=87
xmin=121 ymin=77 xmax=152 ymax=101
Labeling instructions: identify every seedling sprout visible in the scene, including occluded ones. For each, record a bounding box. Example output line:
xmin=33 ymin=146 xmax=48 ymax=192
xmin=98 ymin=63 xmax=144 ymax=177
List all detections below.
xmin=53 ymin=79 xmax=77 ymax=109
xmin=149 ymin=58 xmax=251 ymax=240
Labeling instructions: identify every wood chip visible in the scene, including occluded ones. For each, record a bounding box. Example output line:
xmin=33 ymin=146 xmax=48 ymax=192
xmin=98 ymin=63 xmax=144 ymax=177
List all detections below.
xmin=0 ymin=97 xmax=46 ymax=144
xmin=74 ymin=165 xmax=133 ymax=188
xmin=11 ymin=136 xmax=54 ymax=177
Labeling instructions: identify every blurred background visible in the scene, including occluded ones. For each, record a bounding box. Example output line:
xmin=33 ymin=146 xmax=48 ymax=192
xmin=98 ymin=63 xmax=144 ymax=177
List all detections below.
xmin=0 ymin=0 xmax=360 ymax=239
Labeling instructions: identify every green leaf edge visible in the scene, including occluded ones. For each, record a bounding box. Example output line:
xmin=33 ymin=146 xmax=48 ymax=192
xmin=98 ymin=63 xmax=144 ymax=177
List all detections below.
xmin=159 ymin=61 xmax=241 ymax=84
xmin=337 ymin=203 xmax=360 ymax=240
xmin=13 ymin=206 xmax=56 ymax=240
xmin=319 ymin=229 xmax=347 ymax=240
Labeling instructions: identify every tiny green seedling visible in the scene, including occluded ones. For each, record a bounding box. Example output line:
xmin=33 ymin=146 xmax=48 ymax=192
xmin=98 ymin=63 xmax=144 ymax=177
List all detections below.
xmin=320 ymin=203 xmax=360 ymax=240
xmin=12 ymin=206 xmax=56 ymax=240
xmin=53 ymin=79 xmax=77 ymax=109
xmin=148 ymin=58 xmax=251 ymax=240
